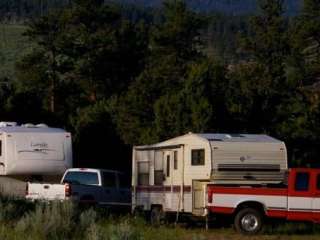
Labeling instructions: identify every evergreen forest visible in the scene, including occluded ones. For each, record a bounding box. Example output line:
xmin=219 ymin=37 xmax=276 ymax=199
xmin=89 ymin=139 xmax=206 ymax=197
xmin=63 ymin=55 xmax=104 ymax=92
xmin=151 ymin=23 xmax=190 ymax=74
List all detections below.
xmin=0 ymin=0 xmax=319 ymax=171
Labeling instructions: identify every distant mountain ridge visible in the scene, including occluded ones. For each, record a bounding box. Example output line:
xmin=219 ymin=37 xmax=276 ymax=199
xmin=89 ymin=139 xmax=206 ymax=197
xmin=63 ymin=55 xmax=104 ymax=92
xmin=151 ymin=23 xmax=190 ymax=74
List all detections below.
xmin=117 ymin=0 xmax=302 ymax=15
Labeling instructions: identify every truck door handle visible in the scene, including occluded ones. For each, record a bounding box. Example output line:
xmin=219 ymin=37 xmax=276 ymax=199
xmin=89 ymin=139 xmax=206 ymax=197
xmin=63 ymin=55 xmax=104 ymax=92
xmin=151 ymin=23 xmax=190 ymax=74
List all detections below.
xmin=44 ymin=185 xmax=49 ymax=189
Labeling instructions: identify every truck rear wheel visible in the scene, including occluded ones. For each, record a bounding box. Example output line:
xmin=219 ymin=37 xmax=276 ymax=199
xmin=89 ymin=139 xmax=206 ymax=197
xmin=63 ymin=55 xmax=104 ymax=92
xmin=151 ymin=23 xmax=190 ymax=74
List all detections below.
xmin=234 ymin=208 xmax=263 ymax=234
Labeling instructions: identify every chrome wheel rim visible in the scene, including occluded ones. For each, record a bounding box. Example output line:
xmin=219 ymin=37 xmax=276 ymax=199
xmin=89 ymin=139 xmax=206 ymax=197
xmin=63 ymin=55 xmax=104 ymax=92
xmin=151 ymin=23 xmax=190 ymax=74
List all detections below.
xmin=241 ymin=214 xmax=259 ymax=232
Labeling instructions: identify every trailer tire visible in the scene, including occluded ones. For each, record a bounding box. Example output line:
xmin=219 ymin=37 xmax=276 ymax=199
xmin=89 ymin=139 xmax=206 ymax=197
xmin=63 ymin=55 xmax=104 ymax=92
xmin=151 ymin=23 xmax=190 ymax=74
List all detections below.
xmin=234 ymin=208 xmax=263 ymax=235
xmin=150 ymin=207 xmax=165 ymax=227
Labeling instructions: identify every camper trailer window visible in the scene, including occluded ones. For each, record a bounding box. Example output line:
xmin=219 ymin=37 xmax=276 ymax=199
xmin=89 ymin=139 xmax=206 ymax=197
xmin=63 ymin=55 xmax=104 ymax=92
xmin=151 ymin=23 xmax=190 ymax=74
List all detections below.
xmin=166 ymin=155 xmax=170 ymax=177
xmin=154 ymin=170 xmax=164 ymax=185
xmin=174 ymin=151 xmax=178 ymax=170
xmin=191 ymin=149 xmax=205 ymax=165
xmin=138 ymin=162 xmax=149 ymax=186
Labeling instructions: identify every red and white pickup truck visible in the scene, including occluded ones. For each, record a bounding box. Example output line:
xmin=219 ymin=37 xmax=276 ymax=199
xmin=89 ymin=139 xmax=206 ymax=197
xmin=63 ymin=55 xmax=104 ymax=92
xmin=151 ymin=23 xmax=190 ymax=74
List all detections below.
xmin=207 ymin=168 xmax=320 ymax=234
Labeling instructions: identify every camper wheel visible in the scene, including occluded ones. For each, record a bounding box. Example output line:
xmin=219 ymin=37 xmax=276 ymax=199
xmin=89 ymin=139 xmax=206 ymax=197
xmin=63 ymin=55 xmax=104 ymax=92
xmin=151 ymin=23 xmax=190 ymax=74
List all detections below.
xmin=150 ymin=206 xmax=165 ymax=226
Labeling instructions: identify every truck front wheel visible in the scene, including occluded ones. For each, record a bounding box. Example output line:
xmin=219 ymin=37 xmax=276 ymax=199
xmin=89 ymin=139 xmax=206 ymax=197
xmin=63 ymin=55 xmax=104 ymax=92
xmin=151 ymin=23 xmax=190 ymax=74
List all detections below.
xmin=234 ymin=208 xmax=263 ymax=234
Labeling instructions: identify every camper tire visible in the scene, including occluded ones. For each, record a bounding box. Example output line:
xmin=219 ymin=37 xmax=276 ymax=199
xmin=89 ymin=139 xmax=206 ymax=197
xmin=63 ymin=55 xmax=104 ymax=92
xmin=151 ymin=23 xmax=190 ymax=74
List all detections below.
xmin=234 ymin=208 xmax=263 ymax=235
xmin=150 ymin=206 xmax=165 ymax=226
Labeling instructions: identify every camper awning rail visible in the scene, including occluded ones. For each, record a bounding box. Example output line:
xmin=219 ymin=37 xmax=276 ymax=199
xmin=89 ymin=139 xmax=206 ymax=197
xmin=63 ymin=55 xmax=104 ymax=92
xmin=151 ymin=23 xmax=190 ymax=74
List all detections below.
xmin=135 ymin=144 xmax=184 ymax=151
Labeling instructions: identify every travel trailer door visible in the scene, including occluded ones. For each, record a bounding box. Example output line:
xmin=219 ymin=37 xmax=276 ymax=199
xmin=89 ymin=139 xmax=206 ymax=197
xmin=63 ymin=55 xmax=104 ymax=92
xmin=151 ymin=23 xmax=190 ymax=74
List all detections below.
xmin=163 ymin=151 xmax=174 ymax=210
xmin=0 ymin=135 xmax=4 ymax=174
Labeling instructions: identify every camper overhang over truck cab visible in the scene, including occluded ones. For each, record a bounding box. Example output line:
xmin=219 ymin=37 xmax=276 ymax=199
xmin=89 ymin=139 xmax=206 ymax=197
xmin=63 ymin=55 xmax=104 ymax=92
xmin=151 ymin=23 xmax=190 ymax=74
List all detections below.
xmin=132 ymin=133 xmax=287 ymax=217
xmin=0 ymin=122 xmax=72 ymax=176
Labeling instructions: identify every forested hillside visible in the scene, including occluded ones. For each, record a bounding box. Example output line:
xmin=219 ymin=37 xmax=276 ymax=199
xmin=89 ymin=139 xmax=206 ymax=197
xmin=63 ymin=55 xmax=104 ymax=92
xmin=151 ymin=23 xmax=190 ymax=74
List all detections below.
xmin=0 ymin=0 xmax=319 ymax=171
xmin=0 ymin=0 xmax=302 ymax=20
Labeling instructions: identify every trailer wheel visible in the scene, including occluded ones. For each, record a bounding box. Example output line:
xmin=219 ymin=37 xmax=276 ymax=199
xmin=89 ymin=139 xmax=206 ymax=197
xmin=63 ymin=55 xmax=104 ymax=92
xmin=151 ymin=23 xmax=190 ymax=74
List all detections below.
xmin=234 ymin=208 xmax=263 ymax=235
xmin=150 ymin=207 xmax=165 ymax=226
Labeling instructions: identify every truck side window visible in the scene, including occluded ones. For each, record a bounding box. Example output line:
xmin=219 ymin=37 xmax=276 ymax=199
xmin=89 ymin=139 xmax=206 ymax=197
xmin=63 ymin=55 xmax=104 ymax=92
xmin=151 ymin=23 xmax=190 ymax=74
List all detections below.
xmin=102 ymin=172 xmax=116 ymax=188
xmin=118 ymin=173 xmax=130 ymax=188
xmin=63 ymin=172 xmax=99 ymax=185
xmin=317 ymin=174 xmax=320 ymax=190
xmin=191 ymin=149 xmax=205 ymax=166
xmin=295 ymin=172 xmax=310 ymax=191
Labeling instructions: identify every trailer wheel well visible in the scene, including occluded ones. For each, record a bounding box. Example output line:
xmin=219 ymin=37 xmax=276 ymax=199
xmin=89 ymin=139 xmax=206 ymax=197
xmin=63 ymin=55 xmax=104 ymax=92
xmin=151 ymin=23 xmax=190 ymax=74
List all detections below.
xmin=234 ymin=201 xmax=265 ymax=216
xmin=151 ymin=204 xmax=163 ymax=210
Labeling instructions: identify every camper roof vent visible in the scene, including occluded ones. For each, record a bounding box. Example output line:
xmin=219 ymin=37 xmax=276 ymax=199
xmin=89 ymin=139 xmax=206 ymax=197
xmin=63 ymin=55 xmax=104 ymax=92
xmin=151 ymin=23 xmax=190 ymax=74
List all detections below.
xmin=22 ymin=123 xmax=35 ymax=128
xmin=0 ymin=122 xmax=17 ymax=127
xmin=36 ymin=123 xmax=48 ymax=128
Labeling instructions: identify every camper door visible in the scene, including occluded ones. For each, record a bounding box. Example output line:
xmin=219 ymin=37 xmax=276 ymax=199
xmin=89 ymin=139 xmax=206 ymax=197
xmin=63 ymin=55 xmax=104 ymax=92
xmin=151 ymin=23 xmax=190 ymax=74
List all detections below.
xmin=163 ymin=151 xmax=174 ymax=210
xmin=0 ymin=135 xmax=4 ymax=173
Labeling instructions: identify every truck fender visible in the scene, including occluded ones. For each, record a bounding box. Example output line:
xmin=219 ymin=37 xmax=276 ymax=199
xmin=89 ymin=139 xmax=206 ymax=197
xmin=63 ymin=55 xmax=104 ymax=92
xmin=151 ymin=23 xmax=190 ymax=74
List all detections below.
xmin=234 ymin=201 xmax=266 ymax=216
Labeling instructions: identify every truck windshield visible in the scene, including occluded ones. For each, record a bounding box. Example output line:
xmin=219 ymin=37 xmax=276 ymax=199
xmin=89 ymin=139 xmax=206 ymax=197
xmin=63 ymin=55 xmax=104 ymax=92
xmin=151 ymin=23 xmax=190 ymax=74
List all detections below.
xmin=62 ymin=172 xmax=99 ymax=185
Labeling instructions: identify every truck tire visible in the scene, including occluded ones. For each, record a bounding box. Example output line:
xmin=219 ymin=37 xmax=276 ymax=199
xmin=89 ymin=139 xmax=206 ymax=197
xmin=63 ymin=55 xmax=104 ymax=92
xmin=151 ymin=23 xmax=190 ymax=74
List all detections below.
xmin=150 ymin=207 xmax=165 ymax=226
xmin=234 ymin=208 xmax=263 ymax=235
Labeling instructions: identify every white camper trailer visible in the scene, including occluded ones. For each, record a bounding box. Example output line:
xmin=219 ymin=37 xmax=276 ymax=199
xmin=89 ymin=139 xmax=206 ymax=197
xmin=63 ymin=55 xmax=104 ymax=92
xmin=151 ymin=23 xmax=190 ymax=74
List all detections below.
xmin=0 ymin=122 xmax=72 ymax=196
xmin=132 ymin=133 xmax=287 ymax=218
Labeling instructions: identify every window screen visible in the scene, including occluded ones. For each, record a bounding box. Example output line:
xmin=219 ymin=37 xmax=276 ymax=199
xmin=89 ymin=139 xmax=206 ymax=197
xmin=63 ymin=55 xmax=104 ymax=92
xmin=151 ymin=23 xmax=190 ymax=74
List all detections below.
xmin=174 ymin=151 xmax=178 ymax=170
xmin=138 ymin=162 xmax=149 ymax=185
xmin=295 ymin=172 xmax=310 ymax=191
xmin=191 ymin=149 xmax=205 ymax=165
xmin=154 ymin=151 xmax=164 ymax=186
xmin=166 ymin=155 xmax=170 ymax=177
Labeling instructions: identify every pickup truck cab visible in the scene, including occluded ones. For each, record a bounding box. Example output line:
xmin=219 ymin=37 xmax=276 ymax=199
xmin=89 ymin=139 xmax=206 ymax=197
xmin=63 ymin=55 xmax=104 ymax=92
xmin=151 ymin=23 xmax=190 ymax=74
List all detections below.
xmin=26 ymin=168 xmax=131 ymax=208
xmin=207 ymin=168 xmax=320 ymax=234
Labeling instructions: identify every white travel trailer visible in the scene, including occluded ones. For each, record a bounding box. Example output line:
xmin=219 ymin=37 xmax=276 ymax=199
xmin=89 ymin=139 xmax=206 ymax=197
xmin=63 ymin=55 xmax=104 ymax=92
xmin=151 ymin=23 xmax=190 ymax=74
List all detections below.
xmin=0 ymin=122 xmax=72 ymax=196
xmin=132 ymin=133 xmax=287 ymax=218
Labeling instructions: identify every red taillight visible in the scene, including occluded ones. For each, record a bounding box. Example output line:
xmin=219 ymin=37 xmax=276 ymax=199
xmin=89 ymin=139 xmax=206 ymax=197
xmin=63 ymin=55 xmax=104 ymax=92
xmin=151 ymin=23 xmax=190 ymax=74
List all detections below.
xmin=65 ymin=183 xmax=71 ymax=197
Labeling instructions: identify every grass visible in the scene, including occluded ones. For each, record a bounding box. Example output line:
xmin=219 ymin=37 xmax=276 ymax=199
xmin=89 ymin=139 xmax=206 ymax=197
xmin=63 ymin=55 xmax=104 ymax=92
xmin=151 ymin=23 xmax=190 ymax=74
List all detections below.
xmin=0 ymin=198 xmax=319 ymax=239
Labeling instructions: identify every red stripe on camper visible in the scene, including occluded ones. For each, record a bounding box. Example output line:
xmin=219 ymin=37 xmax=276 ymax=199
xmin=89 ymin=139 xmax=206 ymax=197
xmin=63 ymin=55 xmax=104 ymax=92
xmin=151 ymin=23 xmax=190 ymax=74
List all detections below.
xmin=136 ymin=185 xmax=191 ymax=193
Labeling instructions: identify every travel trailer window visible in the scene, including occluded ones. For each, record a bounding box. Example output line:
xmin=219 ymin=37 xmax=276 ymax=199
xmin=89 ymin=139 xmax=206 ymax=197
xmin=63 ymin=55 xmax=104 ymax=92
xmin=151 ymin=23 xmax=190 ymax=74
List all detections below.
xmin=166 ymin=155 xmax=170 ymax=177
xmin=191 ymin=149 xmax=205 ymax=165
xmin=138 ymin=162 xmax=149 ymax=185
xmin=154 ymin=151 xmax=164 ymax=186
xmin=174 ymin=151 xmax=178 ymax=170
xmin=102 ymin=172 xmax=116 ymax=188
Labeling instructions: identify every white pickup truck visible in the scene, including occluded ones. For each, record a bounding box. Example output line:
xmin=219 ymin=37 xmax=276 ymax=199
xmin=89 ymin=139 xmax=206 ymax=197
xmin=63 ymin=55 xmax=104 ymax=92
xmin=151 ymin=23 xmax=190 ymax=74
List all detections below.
xmin=26 ymin=168 xmax=131 ymax=207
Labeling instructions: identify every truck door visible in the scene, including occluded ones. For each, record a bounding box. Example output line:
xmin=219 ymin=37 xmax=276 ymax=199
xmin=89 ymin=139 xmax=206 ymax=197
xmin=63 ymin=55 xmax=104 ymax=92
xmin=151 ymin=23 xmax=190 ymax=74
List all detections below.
xmin=312 ymin=170 xmax=320 ymax=222
xmin=288 ymin=170 xmax=313 ymax=221
xmin=101 ymin=171 xmax=118 ymax=205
